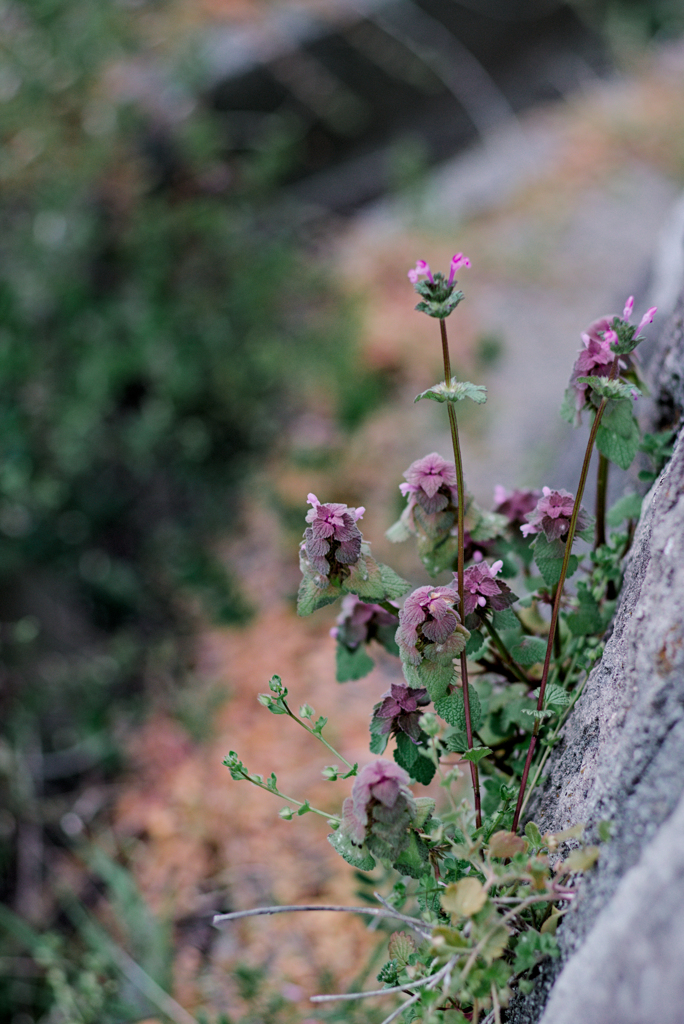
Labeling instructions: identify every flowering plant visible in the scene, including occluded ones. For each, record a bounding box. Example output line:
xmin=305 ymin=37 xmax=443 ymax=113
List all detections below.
xmin=219 ymin=260 xmax=668 ymax=1022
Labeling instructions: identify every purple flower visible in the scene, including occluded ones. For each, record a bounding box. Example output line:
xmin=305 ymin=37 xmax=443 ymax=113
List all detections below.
xmin=331 ymin=594 xmax=398 ymax=648
xmin=341 ymin=759 xmax=413 ymax=845
xmin=461 ymin=557 xmax=515 ymax=617
xmin=408 ymin=259 xmax=434 ymax=284
xmin=303 ymin=493 xmax=365 ymax=577
xmin=396 ymin=584 xmax=468 ymax=666
xmin=448 ymin=252 xmax=471 ymax=285
xmin=400 ymin=452 xmax=458 ymax=515
xmin=569 ymin=316 xmax=615 ymax=417
xmin=493 ymin=485 xmax=541 ymax=528
xmin=623 ymin=295 xmax=634 ymax=320
xmin=521 ymin=487 xmax=590 ymax=542
xmin=637 ymin=305 xmax=657 ymax=334
xmin=373 ymin=683 xmax=430 ymax=743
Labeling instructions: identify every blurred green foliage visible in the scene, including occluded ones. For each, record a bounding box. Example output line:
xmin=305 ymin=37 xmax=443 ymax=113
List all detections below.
xmin=0 ymin=0 xmax=373 ymax=997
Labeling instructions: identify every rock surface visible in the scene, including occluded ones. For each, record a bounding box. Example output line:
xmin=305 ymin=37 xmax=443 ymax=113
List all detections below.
xmin=510 ymin=289 xmax=684 ymax=1022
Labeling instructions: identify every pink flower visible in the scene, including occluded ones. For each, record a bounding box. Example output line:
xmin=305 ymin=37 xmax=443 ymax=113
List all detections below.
xmin=569 ymin=316 xmax=616 ymax=416
xmin=521 ymin=487 xmax=590 ymax=542
xmin=623 ymin=295 xmax=634 ymax=319
xmin=399 ymin=452 xmax=458 ymax=514
xmin=448 ymin=252 xmax=471 ymax=285
xmin=407 ymin=259 xmax=433 ymax=284
xmin=637 ymin=306 xmax=657 ymax=334
xmin=461 ymin=559 xmax=514 ymax=617
xmin=303 ymin=494 xmax=365 ymax=576
xmin=341 ymin=759 xmax=413 ymax=844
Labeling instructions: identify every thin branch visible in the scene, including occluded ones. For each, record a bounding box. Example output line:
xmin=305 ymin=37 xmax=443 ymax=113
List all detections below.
xmin=212 ymin=904 xmax=431 ymax=937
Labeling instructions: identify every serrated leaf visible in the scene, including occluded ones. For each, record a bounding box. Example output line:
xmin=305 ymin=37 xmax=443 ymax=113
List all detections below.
xmin=344 ymin=555 xmax=386 ymax=601
xmin=544 ymin=684 xmax=571 ymax=707
xmin=533 ymin=534 xmax=578 ymax=588
xmin=576 ymin=376 xmax=640 ymax=401
xmin=510 ymin=636 xmax=547 ymax=665
xmin=378 ymin=562 xmax=411 ymax=599
xmin=369 ymin=713 xmax=389 ymax=755
xmin=606 ymin=492 xmax=643 ymax=526
xmin=297 ymin=575 xmax=341 ymax=616
xmin=393 ymin=732 xmax=436 ymax=785
xmin=461 ymin=746 xmax=492 ymax=764
xmin=393 ymin=830 xmax=431 ymax=878
xmin=596 ymin=404 xmax=640 ymax=470
xmin=442 ymin=877 xmax=487 ymax=918
xmin=414 ymin=377 xmax=487 ymax=405
xmin=413 ymin=659 xmax=456 ymax=701
xmin=491 ymin=607 xmax=521 ymax=633
xmin=336 ymin=642 xmax=375 ymax=682
xmin=434 ymin=687 xmax=482 ymax=732
xmin=328 ymin=829 xmax=376 ymax=871
xmin=388 ymin=931 xmax=416 ymax=965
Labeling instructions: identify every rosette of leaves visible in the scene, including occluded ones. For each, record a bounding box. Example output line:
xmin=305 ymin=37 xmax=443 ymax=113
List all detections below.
xmin=412 ymin=276 xmax=465 ymax=320
xmin=332 ymin=595 xmax=399 ymax=682
xmin=396 ymin=585 xmax=469 ymax=699
xmin=297 ymin=495 xmax=409 ymax=615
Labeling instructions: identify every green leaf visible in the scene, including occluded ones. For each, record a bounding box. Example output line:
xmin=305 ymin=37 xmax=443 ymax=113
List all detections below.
xmin=414 ymin=378 xmax=487 ymax=405
xmin=513 ymin=932 xmax=559 ymax=974
xmin=414 ymin=288 xmax=464 ymax=319
xmin=369 ymin=713 xmax=389 ymax=755
xmin=343 ymin=554 xmax=386 ymax=601
xmin=393 ymin=733 xmax=436 ymax=785
xmin=560 ymin=386 xmax=578 ymax=426
xmin=465 ymin=629 xmax=486 ymax=658
xmin=297 ymin=575 xmax=341 ymax=616
xmin=491 ymin=608 xmax=521 ymax=633
xmin=385 ymin=516 xmax=412 ymax=543
xmin=606 ymin=492 xmax=642 ymax=526
xmin=378 ymin=562 xmax=411 ymax=600
xmin=413 ymin=659 xmax=456 ymax=701
xmin=565 ymin=583 xmax=604 ymax=636
xmin=544 ymin=684 xmax=571 ymax=707
xmin=524 ymin=821 xmax=544 ymax=848
xmin=533 ymin=534 xmax=578 ymax=588
xmin=434 ymin=687 xmax=482 ymax=732
xmin=328 ymin=829 xmax=376 ymax=871
xmin=596 ymin=406 xmax=640 ymax=470
xmin=336 ymin=642 xmax=375 ymax=682
xmin=510 ymin=636 xmax=548 ymax=665
xmin=576 ymin=377 xmax=640 ymax=401
xmin=392 ymin=830 xmax=431 ymax=878
xmin=460 ymin=746 xmax=492 ymax=764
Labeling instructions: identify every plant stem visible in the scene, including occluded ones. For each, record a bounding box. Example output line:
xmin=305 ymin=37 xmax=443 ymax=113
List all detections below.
xmin=213 ymin=904 xmax=432 ymax=939
xmin=481 ymin=618 xmax=530 ymax=684
xmin=282 ymin=701 xmax=355 ymax=769
xmin=237 ymin=769 xmax=339 ymax=822
xmin=511 ymin=386 xmax=614 ymax=833
xmin=440 ymin=318 xmax=481 ymax=827
xmin=595 ymin=452 xmax=609 ymax=550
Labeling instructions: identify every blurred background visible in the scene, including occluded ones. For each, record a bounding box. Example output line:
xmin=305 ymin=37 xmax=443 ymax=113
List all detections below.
xmin=1 ymin=1 xmax=684 ymax=1022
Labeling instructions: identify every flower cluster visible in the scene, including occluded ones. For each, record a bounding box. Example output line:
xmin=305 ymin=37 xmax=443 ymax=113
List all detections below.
xmin=493 ymin=485 xmax=541 ymax=529
xmin=396 ymin=585 xmax=469 ymax=666
xmin=461 ymin=556 xmax=515 ymax=618
xmin=301 ymin=493 xmax=365 ymax=579
xmin=408 ymin=254 xmax=471 ymax=319
xmin=341 ymin=758 xmax=415 ymax=848
xmin=400 ymin=452 xmax=458 ymax=515
xmin=521 ymin=487 xmax=590 ymax=542
xmin=568 ymin=296 xmax=656 ymax=422
xmin=331 ymin=594 xmax=398 ymax=649
xmin=372 ymin=683 xmax=430 ymax=743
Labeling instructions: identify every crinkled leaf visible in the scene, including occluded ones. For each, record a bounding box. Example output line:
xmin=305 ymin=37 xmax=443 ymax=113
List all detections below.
xmin=434 ymin=687 xmax=482 ymax=732
xmin=510 ymin=636 xmax=547 ymax=665
xmin=297 ymin=574 xmax=342 ymax=616
xmin=328 ymin=829 xmax=376 ymax=871
xmin=596 ymin=414 xmax=640 ymax=471
xmin=414 ymin=288 xmax=464 ymax=319
xmin=607 ymin=492 xmax=642 ymax=526
xmin=393 ymin=732 xmax=436 ymax=785
xmin=414 ymin=378 xmax=487 ymax=405
xmin=491 ymin=607 xmax=521 ymax=633
xmin=544 ymin=684 xmax=571 ymax=707
xmin=388 ymin=932 xmax=416 ymax=965
xmin=378 ymin=562 xmax=411 ymax=599
xmin=420 ymin=535 xmax=459 ymax=577
xmin=414 ymin=658 xmax=457 ymax=701
xmin=343 ymin=554 xmax=386 ymax=601
xmin=533 ymin=534 xmax=578 ymax=588
xmin=601 ymin=396 xmax=638 ymax=438
xmin=336 ymin=642 xmax=374 ymax=682
xmin=560 ymin=386 xmax=578 ymax=426
xmin=413 ymin=796 xmax=435 ymax=829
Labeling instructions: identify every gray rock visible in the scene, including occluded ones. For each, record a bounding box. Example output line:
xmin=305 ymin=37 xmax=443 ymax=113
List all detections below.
xmin=509 ymin=284 xmax=684 ymax=1022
